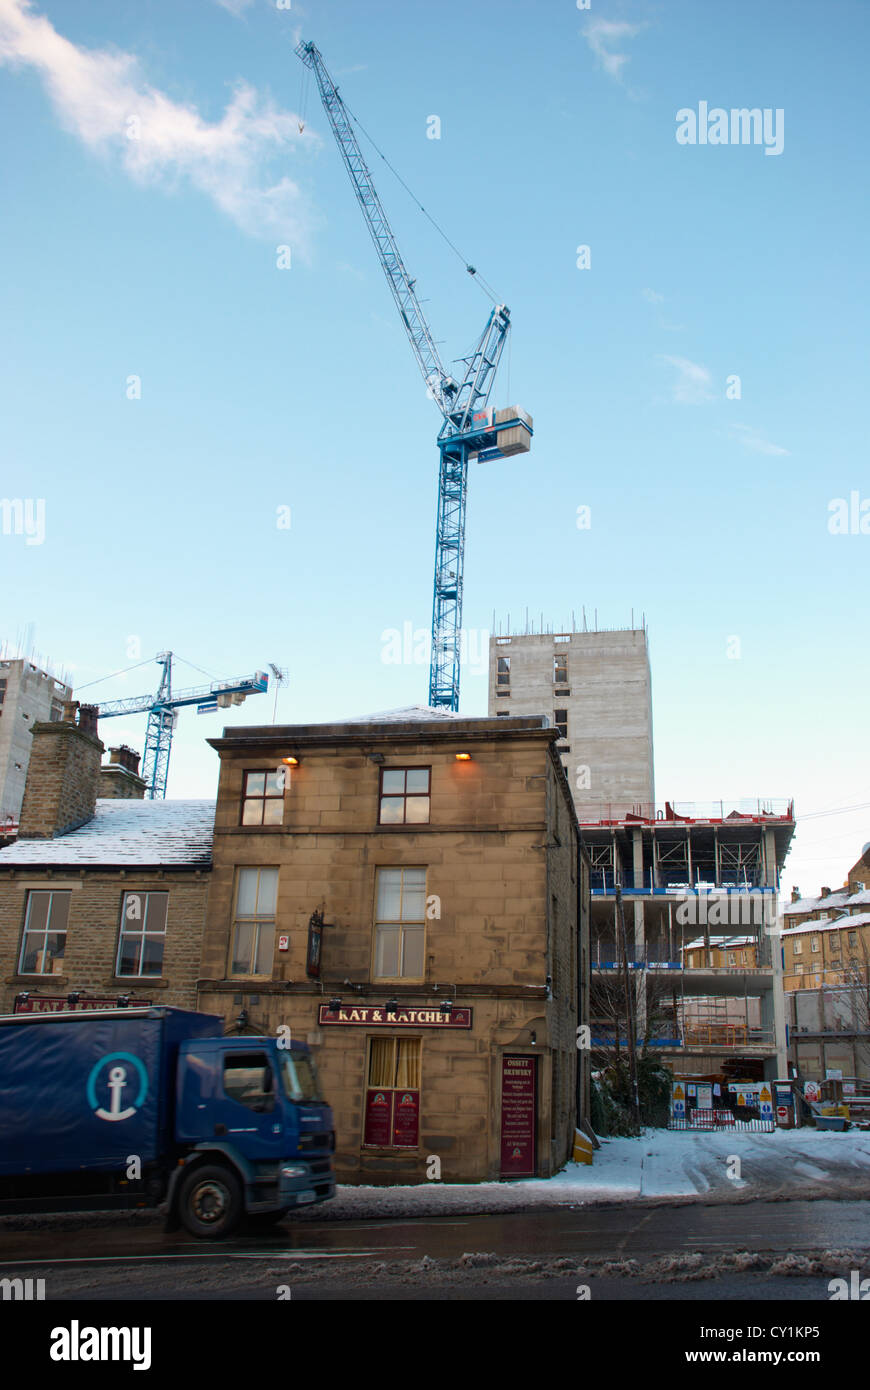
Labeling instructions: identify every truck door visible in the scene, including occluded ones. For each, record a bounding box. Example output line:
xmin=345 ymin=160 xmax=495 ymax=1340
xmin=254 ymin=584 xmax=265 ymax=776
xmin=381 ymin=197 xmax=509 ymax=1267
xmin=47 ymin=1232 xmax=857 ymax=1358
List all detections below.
xmin=212 ymin=1050 xmax=286 ymax=1160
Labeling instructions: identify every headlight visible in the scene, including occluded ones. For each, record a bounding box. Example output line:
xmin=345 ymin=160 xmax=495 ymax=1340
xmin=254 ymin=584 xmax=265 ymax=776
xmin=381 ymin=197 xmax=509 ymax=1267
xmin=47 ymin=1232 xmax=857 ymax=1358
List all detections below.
xmin=280 ymin=1165 xmax=307 ymax=1178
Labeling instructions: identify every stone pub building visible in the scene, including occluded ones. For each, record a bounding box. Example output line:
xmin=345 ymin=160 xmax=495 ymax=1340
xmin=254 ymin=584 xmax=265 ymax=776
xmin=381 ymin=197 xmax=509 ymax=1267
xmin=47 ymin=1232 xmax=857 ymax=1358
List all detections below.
xmin=198 ymin=708 xmax=590 ymax=1184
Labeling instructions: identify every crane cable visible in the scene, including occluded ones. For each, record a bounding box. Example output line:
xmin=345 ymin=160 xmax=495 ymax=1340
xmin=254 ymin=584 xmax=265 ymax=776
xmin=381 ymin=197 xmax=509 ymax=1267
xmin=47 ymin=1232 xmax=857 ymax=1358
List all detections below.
xmin=340 ymin=96 xmax=503 ymax=307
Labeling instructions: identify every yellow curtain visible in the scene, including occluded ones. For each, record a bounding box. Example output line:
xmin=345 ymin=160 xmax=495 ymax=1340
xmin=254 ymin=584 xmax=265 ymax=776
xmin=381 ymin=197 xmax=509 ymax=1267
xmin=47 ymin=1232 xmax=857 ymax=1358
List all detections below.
xmin=369 ymin=1037 xmax=394 ymax=1087
xmin=396 ymin=1039 xmax=421 ymax=1089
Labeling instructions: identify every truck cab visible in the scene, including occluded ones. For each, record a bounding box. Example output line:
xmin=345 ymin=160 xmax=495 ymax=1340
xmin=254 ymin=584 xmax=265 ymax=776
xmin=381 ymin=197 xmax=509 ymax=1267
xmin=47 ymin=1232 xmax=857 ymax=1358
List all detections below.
xmin=172 ymin=1035 xmax=335 ymax=1236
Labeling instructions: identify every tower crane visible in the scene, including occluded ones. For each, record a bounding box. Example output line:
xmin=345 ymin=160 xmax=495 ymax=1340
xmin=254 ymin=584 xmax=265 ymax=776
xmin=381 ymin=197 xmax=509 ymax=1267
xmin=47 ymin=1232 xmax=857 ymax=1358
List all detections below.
xmin=296 ymin=40 xmax=532 ymax=710
xmin=96 ymin=652 xmax=268 ymax=799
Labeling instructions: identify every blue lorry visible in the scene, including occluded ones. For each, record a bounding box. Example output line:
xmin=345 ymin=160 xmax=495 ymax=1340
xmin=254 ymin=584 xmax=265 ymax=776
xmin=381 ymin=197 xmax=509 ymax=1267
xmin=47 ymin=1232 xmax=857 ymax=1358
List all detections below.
xmin=0 ymin=1005 xmax=335 ymax=1238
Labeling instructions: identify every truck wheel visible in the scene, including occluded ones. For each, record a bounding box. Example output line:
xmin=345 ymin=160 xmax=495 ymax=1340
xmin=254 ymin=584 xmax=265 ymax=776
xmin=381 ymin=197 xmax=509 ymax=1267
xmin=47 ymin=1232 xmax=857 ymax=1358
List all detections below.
xmin=179 ymin=1164 xmax=243 ymax=1240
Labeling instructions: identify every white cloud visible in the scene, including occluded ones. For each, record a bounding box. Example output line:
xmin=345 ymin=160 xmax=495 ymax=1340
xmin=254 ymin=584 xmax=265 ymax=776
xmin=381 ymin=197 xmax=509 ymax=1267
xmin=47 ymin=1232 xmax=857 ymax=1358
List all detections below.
xmin=0 ymin=0 xmax=315 ymax=245
xmin=214 ymin=0 xmax=256 ymax=14
xmin=660 ymin=355 xmax=714 ymax=404
xmin=584 ymin=17 xmax=643 ymax=85
xmin=642 ymin=287 xmax=664 ymax=304
xmin=729 ymin=423 xmax=790 ymax=457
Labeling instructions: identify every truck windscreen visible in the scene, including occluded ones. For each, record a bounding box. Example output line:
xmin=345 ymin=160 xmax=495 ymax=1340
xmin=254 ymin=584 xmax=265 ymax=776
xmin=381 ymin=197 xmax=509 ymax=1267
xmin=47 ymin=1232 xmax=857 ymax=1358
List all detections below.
xmin=280 ymin=1052 xmax=323 ymax=1103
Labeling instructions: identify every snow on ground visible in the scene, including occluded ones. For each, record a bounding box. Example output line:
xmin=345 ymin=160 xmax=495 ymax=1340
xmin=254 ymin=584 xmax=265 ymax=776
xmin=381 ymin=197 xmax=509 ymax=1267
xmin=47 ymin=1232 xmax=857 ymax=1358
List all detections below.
xmin=290 ymin=1127 xmax=870 ymax=1221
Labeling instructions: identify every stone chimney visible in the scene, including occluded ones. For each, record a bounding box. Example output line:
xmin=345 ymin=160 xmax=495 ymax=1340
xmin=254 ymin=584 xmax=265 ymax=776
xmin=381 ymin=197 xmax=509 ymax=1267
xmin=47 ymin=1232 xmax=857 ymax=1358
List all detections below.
xmin=17 ymin=701 xmax=104 ymax=839
xmin=791 ymin=887 xmax=801 ymax=903
xmin=99 ymin=745 xmax=147 ymax=800
xmin=820 ymin=886 xmax=831 ymax=899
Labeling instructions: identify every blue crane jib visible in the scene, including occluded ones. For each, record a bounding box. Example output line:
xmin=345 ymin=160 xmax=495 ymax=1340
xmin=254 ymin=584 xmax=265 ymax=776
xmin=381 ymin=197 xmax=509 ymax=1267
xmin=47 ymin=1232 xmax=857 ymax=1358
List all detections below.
xmin=96 ymin=653 xmax=268 ymax=799
xmin=296 ymin=40 xmax=532 ymax=711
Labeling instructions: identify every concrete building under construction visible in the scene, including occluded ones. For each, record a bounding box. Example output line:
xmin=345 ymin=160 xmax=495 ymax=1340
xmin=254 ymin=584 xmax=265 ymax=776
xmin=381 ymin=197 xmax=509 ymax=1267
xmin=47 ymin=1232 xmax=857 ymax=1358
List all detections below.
xmin=0 ymin=657 xmax=72 ymax=831
xmin=488 ymin=621 xmax=795 ymax=1084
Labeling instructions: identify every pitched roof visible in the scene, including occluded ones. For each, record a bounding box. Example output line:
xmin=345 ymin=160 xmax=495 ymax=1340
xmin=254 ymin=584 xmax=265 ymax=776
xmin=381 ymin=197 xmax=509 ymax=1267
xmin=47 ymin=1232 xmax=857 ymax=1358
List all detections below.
xmin=342 ymin=705 xmax=479 ymax=723
xmin=0 ymin=799 xmax=214 ymax=868
xmin=781 ymin=912 xmax=870 ymax=937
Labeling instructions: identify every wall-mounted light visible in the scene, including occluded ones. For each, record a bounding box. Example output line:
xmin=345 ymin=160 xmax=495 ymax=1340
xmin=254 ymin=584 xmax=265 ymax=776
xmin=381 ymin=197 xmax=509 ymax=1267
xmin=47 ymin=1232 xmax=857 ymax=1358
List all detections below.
xmin=328 ymin=997 xmax=342 ymax=1012
xmin=116 ymin=995 xmax=130 ymax=1008
xmin=282 ymin=755 xmax=300 ymax=766
xmin=439 ymin=1000 xmax=454 ymax=1018
xmin=67 ymin=991 xmax=81 ymax=1007
xmin=385 ymin=997 xmax=399 ymax=1015
xmin=455 ymin=751 xmax=472 ymax=761
xmin=368 ymin=752 xmax=385 ymax=765
xmin=530 ymin=1031 xmax=537 ymax=1045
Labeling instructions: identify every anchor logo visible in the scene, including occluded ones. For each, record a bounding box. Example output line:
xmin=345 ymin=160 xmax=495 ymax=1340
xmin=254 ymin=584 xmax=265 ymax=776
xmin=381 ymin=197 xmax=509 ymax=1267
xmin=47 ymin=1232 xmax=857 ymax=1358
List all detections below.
xmin=86 ymin=1052 xmax=148 ymax=1123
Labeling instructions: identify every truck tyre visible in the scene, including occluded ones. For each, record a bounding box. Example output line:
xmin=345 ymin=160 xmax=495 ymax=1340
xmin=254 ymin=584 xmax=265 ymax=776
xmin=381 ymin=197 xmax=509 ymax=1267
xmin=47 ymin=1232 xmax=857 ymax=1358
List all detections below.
xmin=179 ymin=1164 xmax=243 ymax=1240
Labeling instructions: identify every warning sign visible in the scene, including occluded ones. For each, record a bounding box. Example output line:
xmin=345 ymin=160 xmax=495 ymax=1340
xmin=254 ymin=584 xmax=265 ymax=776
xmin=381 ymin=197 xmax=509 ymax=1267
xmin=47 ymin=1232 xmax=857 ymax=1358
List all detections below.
xmin=672 ymin=1083 xmax=686 ymax=1119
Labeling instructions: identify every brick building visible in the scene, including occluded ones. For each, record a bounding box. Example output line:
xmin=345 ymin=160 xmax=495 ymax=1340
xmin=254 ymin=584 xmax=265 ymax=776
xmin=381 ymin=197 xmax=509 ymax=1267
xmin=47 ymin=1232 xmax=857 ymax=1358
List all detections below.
xmin=197 ymin=707 xmax=590 ymax=1184
xmin=0 ymin=704 xmax=212 ymax=1014
xmin=781 ymin=870 xmax=870 ymax=1082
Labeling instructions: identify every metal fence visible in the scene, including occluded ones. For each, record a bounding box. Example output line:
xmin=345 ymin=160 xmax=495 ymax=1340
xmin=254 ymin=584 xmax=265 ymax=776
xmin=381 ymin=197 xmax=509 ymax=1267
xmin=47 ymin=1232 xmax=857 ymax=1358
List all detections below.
xmin=668 ymin=1110 xmax=775 ymax=1133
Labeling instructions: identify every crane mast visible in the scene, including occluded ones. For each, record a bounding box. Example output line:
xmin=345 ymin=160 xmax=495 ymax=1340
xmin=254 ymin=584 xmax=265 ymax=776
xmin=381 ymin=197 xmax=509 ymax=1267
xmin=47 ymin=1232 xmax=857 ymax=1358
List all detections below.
xmin=297 ymin=41 xmax=531 ymax=710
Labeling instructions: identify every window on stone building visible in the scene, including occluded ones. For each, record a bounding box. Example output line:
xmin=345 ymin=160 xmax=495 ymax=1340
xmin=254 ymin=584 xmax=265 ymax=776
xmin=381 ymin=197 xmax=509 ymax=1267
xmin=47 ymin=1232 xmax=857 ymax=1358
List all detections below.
xmin=849 ymin=930 xmax=858 ymax=947
xmin=378 ymin=768 xmax=430 ymax=825
xmin=230 ymin=867 xmax=279 ymax=975
xmin=116 ymin=891 xmax=168 ymax=976
xmin=0 ymin=678 xmax=5 ymax=705
xmin=497 ymin=656 xmax=510 ymax=686
xmin=373 ymin=867 xmax=426 ymax=978
xmin=793 ymin=939 xmax=802 ymax=955
xmin=363 ymin=1036 xmax=422 ymax=1147
xmin=241 ymin=770 xmax=284 ymax=826
xmin=811 ymin=937 xmax=820 ymax=952
xmin=794 ymin=964 xmax=804 ymax=975
xmin=554 ymin=709 xmax=568 ymax=741
xmin=554 ymin=654 xmax=568 ymax=684
xmin=19 ymin=890 xmax=70 ymax=974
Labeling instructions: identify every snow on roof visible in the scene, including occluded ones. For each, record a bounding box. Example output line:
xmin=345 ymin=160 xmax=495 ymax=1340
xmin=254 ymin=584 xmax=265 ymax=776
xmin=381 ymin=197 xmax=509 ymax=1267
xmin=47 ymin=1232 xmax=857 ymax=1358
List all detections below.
xmin=781 ymin=912 xmax=870 ymax=937
xmin=846 ymin=888 xmax=870 ymax=906
xmin=682 ymin=935 xmax=755 ymax=950
xmin=783 ymin=896 xmax=821 ymax=915
xmin=342 ymin=705 xmax=470 ymax=723
xmin=784 ymin=890 xmax=851 ymax=916
xmin=0 ymin=799 xmax=214 ymax=868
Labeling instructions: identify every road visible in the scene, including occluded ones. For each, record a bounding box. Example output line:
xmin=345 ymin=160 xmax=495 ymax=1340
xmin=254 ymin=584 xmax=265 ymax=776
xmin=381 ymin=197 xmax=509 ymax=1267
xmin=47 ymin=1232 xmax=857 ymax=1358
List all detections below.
xmin=2 ymin=1198 xmax=869 ymax=1299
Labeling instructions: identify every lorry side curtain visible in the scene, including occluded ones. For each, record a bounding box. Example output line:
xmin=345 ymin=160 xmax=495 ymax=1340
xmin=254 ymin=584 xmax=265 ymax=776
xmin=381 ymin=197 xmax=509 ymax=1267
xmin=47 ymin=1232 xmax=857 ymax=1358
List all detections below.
xmin=0 ymin=1016 xmax=165 ymax=1177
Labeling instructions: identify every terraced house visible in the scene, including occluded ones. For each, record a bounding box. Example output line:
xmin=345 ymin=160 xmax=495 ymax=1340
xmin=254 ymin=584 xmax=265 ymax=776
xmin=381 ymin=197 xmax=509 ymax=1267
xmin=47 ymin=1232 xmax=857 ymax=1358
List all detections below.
xmin=782 ymin=863 xmax=870 ymax=1083
xmin=197 ymin=707 xmax=590 ymax=1185
xmin=0 ymin=704 xmax=213 ymax=1014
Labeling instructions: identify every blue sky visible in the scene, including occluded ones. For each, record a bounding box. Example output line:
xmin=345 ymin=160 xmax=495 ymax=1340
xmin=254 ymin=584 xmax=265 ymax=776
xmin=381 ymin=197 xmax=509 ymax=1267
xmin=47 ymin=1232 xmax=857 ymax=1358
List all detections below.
xmin=1 ymin=0 xmax=868 ymax=896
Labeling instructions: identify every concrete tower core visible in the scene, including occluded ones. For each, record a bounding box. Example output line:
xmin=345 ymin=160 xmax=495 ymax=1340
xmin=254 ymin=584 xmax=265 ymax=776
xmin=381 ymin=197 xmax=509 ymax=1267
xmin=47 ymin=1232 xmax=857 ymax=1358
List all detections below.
xmin=487 ymin=626 xmax=654 ymax=820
